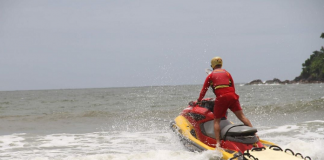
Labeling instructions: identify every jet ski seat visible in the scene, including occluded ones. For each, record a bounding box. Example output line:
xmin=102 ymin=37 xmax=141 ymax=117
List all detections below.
xmin=221 ymin=124 xmax=257 ymax=137
xmin=201 ymin=120 xmax=258 ymax=144
xmin=221 ymin=124 xmax=258 ymax=144
xmin=201 ymin=119 xmax=232 ymax=139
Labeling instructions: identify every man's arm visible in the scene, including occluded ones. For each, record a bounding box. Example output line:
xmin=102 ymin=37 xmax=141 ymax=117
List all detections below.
xmin=228 ymin=72 xmax=235 ymax=90
xmin=197 ymin=75 xmax=211 ymax=102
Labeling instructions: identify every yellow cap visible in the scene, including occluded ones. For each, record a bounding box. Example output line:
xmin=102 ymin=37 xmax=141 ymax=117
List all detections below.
xmin=211 ymin=57 xmax=222 ymax=68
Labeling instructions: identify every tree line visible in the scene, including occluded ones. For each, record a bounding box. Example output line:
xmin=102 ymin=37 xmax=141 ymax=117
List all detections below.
xmin=295 ymin=33 xmax=324 ymax=82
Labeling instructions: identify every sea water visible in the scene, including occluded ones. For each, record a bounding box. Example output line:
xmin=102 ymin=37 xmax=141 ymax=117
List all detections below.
xmin=0 ymin=84 xmax=323 ymax=160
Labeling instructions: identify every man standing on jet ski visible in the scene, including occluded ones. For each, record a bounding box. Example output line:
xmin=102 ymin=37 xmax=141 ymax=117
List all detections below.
xmin=196 ymin=57 xmax=254 ymax=148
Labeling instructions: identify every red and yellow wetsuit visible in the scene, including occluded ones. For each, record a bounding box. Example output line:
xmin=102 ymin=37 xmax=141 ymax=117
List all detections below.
xmin=198 ymin=69 xmax=242 ymax=119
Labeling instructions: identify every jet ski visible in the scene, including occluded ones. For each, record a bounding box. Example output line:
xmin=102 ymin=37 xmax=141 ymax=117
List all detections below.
xmin=170 ymin=98 xmax=312 ymax=160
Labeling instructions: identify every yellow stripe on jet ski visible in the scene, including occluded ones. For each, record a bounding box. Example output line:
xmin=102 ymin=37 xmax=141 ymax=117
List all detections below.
xmin=174 ymin=115 xmax=236 ymax=160
xmin=175 ymin=115 xmax=214 ymax=150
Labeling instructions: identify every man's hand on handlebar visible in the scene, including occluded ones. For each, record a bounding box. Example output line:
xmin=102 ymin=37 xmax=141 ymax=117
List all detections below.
xmin=196 ymin=100 xmax=202 ymax=106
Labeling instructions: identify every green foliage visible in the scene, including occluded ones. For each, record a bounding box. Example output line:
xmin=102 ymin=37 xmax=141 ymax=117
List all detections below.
xmin=300 ymin=33 xmax=324 ymax=81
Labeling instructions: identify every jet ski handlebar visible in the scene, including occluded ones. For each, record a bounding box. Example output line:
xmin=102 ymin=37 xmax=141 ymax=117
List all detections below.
xmin=189 ymin=99 xmax=215 ymax=112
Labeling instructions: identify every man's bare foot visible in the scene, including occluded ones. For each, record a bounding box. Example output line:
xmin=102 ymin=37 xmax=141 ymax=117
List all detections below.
xmin=215 ymin=143 xmax=224 ymax=152
xmin=216 ymin=142 xmax=221 ymax=148
xmin=216 ymin=141 xmax=223 ymax=149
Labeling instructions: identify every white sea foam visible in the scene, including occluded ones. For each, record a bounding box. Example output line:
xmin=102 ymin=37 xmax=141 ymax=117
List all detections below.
xmin=26 ymin=150 xmax=222 ymax=160
xmin=284 ymin=139 xmax=324 ymax=160
xmin=304 ymin=120 xmax=324 ymax=123
xmin=258 ymin=125 xmax=300 ymax=135
xmin=0 ymin=133 xmax=25 ymax=150
xmin=0 ymin=131 xmax=187 ymax=159
xmin=0 ymin=131 xmax=222 ymax=160
xmin=258 ymin=121 xmax=324 ymax=160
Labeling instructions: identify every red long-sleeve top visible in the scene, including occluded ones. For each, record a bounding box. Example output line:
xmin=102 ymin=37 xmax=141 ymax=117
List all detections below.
xmin=198 ymin=69 xmax=236 ymax=101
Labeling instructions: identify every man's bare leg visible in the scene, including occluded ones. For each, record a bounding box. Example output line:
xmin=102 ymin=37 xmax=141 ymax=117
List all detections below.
xmin=234 ymin=110 xmax=252 ymax=127
xmin=234 ymin=110 xmax=259 ymax=139
xmin=214 ymin=118 xmax=221 ymax=148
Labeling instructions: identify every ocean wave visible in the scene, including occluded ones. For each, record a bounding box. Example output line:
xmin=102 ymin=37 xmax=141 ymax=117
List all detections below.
xmin=245 ymin=98 xmax=324 ymax=114
xmin=0 ymin=110 xmax=116 ymax=121
xmin=45 ymin=110 xmax=117 ymax=119
xmin=0 ymin=131 xmax=223 ymax=160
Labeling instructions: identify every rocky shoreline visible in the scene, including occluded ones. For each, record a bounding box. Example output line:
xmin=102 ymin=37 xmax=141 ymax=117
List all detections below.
xmin=246 ymin=33 xmax=324 ymax=85
xmin=246 ymin=78 xmax=324 ymax=85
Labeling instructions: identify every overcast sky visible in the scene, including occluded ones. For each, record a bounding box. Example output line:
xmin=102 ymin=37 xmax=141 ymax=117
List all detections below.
xmin=1 ymin=0 xmax=323 ymax=91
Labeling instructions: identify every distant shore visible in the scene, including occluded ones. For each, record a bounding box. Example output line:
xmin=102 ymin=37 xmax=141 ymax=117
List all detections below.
xmin=246 ymin=78 xmax=324 ymax=85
